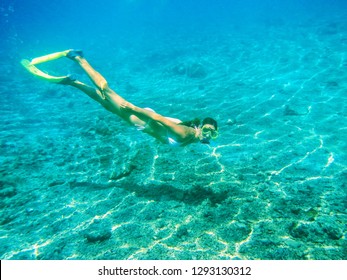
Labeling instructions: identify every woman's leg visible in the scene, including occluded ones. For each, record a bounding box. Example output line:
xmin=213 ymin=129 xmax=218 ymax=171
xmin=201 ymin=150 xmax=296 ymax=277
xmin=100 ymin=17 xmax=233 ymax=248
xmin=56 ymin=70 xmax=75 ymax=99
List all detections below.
xmin=70 ymin=55 xmax=130 ymax=114
xmin=72 ymin=56 xmax=109 ymax=93
xmin=67 ymin=78 xmax=167 ymax=142
xmin=69 ymin=80 xmax=118 ymax=114
xmin=69 ymin=54 xmax=158 ymax=128
xmin=67 ymin=52 xmax=168 ymax=141
xmin=69 ymin=79 xmax=143 ymax=123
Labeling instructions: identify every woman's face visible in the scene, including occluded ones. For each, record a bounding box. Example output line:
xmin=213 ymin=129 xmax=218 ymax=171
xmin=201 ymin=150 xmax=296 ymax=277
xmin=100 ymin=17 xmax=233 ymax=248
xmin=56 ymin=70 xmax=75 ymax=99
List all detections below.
xmin=200 ymin=124 xmax=218 ymax=143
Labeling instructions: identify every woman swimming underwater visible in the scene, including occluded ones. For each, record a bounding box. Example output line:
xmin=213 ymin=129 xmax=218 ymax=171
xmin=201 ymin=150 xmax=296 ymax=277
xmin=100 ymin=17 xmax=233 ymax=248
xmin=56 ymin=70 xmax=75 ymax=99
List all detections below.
xmin=21 ymin=50 xmax=218 ymax=146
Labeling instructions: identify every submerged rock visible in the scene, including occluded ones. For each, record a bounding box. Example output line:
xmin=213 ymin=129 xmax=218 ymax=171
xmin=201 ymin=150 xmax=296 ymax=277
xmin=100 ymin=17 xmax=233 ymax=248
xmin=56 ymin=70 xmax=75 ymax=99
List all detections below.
xmin=109 ymin=164 xmax=136 ymax=181
xmin=85 ymin=230 xmax=112 ymax=243
xmin=171 ymin=62 xmax=207 ymax=78
xmin=85 ymin=220 xmax=112 ymax=243
xmin=0 ymin=181 xmax=17 ymax=198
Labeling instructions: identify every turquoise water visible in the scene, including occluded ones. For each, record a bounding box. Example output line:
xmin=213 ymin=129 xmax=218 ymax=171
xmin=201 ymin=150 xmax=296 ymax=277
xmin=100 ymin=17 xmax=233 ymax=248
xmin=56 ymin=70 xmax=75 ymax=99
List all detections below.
xmin=0 ymin=0 xmax=346 ymax=260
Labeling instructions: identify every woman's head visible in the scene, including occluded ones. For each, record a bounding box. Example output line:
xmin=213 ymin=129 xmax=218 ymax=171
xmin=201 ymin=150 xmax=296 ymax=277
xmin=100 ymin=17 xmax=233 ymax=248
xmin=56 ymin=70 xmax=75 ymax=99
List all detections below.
xmin=202 ymin=117 xmax=218 ymax=130
xmin=200 ymin=117 xmax=218 ymax=144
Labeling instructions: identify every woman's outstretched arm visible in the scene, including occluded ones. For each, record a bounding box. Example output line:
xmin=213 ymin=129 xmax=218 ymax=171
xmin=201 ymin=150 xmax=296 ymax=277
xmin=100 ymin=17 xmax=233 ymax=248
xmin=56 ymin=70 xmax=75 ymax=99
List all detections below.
xmin=120 ymin=101 xmax=192 ymax=141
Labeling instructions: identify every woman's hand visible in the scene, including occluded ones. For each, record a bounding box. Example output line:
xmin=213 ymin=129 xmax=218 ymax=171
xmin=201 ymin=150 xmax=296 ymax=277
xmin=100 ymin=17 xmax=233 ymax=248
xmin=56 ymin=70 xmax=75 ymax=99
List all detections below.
xmin=120 ymin=101 xmax=135 ymax=111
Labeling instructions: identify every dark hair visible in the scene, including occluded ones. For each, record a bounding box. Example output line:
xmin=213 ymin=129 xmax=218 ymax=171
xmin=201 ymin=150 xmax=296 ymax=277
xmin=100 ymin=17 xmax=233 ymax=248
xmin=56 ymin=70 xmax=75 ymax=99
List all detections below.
xmin=202 ymin=117 xmax=218 ymax=130
xmin=179 ymin=118 xmax=201 ymax=128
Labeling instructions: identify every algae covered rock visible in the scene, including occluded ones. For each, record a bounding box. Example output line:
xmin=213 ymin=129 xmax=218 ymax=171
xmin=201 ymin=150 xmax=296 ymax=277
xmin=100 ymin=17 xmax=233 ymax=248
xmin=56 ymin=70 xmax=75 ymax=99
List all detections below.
xmin=171 ymin=62 xmax=207 ymax=78
xmin=217 ymin=222 xmax=252 ymax=243
xmin=0 ymin=181 xmax=17 ymax=198
xmin=85 ymin=219 xmax=112 ymax=243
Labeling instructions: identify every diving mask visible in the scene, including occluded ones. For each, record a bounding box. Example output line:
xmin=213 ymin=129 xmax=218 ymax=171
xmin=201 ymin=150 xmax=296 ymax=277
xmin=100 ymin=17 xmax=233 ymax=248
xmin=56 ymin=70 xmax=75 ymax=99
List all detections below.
xmin=201 ymin=125 xmax=219 ymax=139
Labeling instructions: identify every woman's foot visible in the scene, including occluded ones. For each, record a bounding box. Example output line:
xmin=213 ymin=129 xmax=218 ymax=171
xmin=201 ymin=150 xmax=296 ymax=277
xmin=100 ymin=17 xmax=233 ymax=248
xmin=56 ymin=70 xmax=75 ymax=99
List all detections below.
xmin=58 ymin=74 xmax=77 ymax=85
xmin=66 ymin=49 xmax=84 ymax=60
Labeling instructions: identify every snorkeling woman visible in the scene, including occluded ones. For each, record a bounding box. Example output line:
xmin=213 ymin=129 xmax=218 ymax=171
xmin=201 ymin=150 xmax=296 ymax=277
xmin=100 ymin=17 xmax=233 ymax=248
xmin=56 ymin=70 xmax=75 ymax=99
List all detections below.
xmin=21 ymin=50 xmax=218 ymax=146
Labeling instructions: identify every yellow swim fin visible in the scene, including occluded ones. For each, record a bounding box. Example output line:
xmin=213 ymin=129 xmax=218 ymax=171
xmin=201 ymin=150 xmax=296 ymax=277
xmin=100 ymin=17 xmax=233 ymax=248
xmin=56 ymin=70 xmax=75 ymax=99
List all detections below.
xmin=21 ymin=59 xmax=69 ymax=83
xmin=20 ymin=50 xmax=73 ymax=84
xmin=30 ymin=50 xmax=70 ymax=65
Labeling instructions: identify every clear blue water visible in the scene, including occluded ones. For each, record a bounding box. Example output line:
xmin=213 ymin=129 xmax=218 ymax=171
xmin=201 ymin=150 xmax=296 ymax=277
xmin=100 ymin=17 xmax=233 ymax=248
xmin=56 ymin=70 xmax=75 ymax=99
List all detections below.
xmin=0 ymin=0 xmax=346 ymax=260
